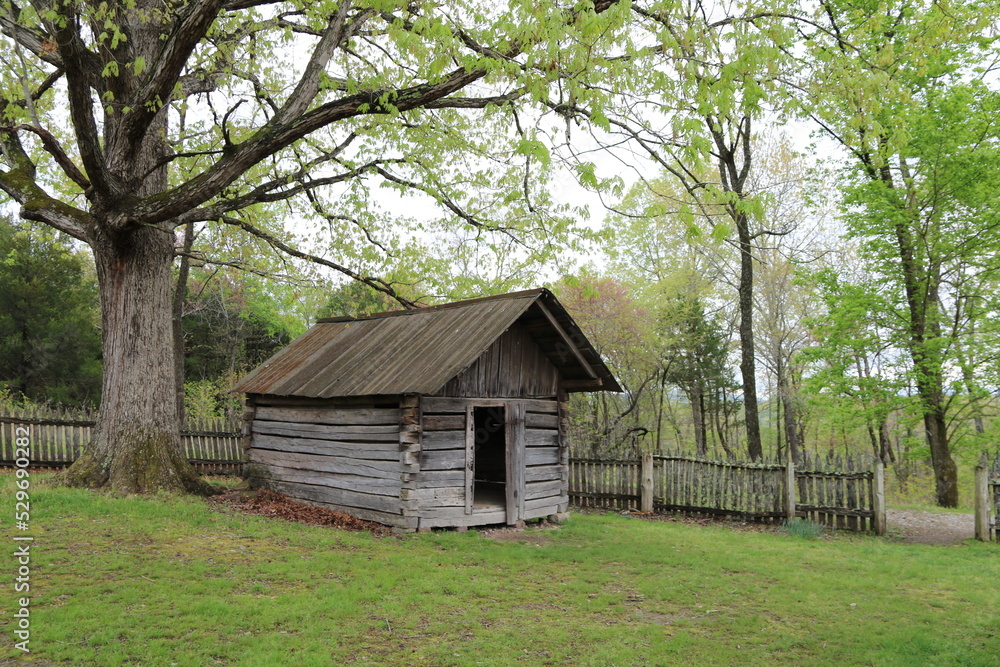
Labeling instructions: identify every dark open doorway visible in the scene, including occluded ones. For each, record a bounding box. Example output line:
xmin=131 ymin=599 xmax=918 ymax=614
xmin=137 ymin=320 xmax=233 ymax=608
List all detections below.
xmin=473 ymin=405 xmax=507 ymax=509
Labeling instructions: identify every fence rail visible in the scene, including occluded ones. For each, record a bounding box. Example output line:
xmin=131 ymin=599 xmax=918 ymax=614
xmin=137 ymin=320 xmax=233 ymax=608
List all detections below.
xmin=570 ymin=450 xmax=885 ymax=534
xmin=0 ymin=408 xmax=243 ymax=475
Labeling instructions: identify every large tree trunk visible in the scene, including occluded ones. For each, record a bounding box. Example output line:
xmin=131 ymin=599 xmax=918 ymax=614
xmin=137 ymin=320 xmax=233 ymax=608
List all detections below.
xmin=59 ymin=2 xmax=214 ymax=494
xmin=61 ymin=224 xmax=212 ymax=494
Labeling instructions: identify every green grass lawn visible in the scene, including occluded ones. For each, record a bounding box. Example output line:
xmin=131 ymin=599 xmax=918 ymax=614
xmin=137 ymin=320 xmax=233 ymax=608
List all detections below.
xmin=2 ymin=472 xmax=998 ymax=666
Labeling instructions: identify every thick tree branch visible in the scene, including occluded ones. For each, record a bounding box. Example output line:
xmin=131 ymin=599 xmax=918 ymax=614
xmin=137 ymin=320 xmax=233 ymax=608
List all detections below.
xmin=136 ymin=0 xmax=623 ymax=226
xmin=274 ymin=2 xmax=355 ymax=124
xmin=0 ymin=7 xmax=62 ymax=68
xmin=223 ymin=0 xmax=283 ymax=10
xmin=424 ymin=89 xmax=526 ymax=109
xmin=0 ymin=174 xmax=91 ymax=242
xmin=137 ymin=64 xmax=492 ymax=225
xmin=113 ymin=0 xmax=227 ymax=157
xmin=1 ymin=124 xmax=91 ymax=189
xmin=52 ymin=8 xmax=113 ymax=197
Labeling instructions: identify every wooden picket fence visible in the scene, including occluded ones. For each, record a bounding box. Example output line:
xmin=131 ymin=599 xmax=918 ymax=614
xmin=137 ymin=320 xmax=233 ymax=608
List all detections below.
xmin=569 ymin=459 xmax=641 ymax=509
xmin=974 ymin=453 xmax=1000 ymax=542
xmin=570 ymin=449 xmax=885 ymax=534
xmin=0 ymin=406 xmax=243 ymax=475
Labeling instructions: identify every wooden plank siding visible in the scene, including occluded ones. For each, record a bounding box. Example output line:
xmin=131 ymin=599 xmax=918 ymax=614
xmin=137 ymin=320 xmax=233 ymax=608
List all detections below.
xmin=245 ymin=397 xmax=415 ymax=530
xmin=414 ymin=396 xmax=565 ymax=528
xmin=432 ymin=324 xmax=560 ymax=399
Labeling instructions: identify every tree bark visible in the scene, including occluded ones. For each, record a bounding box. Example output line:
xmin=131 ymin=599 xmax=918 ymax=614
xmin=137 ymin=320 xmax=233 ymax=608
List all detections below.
xmin=60 ymin=224 xmax=212 ymax=494
xmin=778 ymin=366 xmax=800 ymax=465
xmin=689 ymin=382 xmax=707 ymax=458
xmin=57 ymin=2 xmax=215 ymax=494
xmin=173 ymin=223 xmax=195 ymax=422
xmin=737 ymin=213 xmax=763 ymax=460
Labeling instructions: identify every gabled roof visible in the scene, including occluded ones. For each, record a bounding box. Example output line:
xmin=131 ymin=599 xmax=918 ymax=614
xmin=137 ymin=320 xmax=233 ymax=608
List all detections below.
xmin=233 ymin=288 xmax=621 ymax=398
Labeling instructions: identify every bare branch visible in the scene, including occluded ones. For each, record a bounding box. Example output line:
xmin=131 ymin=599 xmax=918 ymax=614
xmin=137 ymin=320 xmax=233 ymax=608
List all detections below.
xmin=216 ymin=215 xmax=416 ymax=308
xmin=371 ymin=163 xmax=520 ymax=241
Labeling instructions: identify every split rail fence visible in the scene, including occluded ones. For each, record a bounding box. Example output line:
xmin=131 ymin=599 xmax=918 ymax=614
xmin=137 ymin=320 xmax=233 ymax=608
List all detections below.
xmin=570 ymin=450 xmax=886 ymax=534
xmin=974 ymin=454 xmax=1000 ymax=542
xmin=0 ymin=407 xmax=243 ymax=474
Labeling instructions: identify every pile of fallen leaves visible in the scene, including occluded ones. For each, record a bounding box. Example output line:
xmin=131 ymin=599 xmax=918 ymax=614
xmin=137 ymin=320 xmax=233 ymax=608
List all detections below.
xmin=210 ymin=489 xmax=391 ymax=536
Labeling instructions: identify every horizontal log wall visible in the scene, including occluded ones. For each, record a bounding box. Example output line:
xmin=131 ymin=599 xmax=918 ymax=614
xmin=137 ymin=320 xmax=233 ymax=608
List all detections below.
xmin=0 ymin=409 xmax=242 ymax=474
xmin=246 ymin=399 xmax=415 ymax=529
xmin=416 ymin=397 xmax=565 ymax=528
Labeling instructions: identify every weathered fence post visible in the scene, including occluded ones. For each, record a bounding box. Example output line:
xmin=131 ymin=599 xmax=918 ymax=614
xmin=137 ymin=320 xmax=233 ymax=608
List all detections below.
xmin=784 ymin=453 xmax=796 ymax=521
xmin=975 ymin=455 xmax=990 ymax=542
xmin=641 ymin=452 xmax=654 ymax=513
xmin=873 ymin=460 xmax=886 ymax=536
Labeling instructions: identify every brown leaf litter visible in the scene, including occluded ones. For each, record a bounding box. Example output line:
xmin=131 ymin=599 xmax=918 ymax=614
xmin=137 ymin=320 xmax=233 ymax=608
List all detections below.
xmin=208 ymin=489 xmax=391 ymax=536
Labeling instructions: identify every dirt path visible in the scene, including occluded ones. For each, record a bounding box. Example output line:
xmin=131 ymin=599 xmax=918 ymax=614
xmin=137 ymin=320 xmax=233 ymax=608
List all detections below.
xmin=886 ymin=508 xmax=975 ymax=545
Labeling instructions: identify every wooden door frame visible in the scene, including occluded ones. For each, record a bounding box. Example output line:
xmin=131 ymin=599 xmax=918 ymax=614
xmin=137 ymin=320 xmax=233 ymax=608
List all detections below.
xmin=464 ymin=400 xmax=525 ymax=523
xmin=505 ymin=401 xmax=526 ymax=524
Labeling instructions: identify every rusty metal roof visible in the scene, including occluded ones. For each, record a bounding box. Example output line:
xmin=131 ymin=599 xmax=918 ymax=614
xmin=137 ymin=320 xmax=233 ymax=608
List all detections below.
xmin=233 ymin=288 xmax=621 ymax=397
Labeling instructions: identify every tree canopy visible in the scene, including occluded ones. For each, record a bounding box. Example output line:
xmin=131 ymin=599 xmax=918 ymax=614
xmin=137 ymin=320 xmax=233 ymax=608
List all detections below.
xmin=2 ymin=0 xmax=999 ymax=506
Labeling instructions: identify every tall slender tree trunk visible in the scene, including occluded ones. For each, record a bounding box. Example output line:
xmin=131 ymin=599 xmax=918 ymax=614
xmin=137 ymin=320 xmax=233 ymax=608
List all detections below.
xmin=173 ymin=223 xmax=195 ymax=423
xmin=778 ymin=369 xmax=800 ymax=465
xmin=689 ymin=383 xmax=706 ymax=457
xmin=886 ymin=161 xmax=958 ymax=507
xmin=737 ymin=213 xmax=763 ymax=460
xmin=655 ymin=372 xmax=666 ymax=454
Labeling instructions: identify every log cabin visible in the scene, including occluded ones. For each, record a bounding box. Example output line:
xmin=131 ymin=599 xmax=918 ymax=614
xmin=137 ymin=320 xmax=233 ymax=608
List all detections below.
xmin=233 ymin=288 xmax=620 ymax=532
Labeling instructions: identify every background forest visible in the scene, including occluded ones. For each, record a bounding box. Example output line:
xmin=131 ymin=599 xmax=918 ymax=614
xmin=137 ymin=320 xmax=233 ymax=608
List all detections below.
xmin=0 ymin=0 xmax=998 ymax=507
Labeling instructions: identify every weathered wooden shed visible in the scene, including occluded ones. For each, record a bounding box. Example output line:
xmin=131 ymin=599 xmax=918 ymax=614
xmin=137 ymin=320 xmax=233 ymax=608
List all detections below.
xmin=233 ymin=288 xmax=620 ymax=531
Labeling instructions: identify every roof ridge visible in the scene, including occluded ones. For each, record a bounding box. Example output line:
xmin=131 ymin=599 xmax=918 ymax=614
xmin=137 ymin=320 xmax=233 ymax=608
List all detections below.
xmin=316 ymin=288 xmax=547 ymax=324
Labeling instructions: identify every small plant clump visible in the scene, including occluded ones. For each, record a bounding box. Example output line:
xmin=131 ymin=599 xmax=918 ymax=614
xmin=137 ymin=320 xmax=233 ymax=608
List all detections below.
xmin=783 ymin=517 xmax=824 ymax=539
